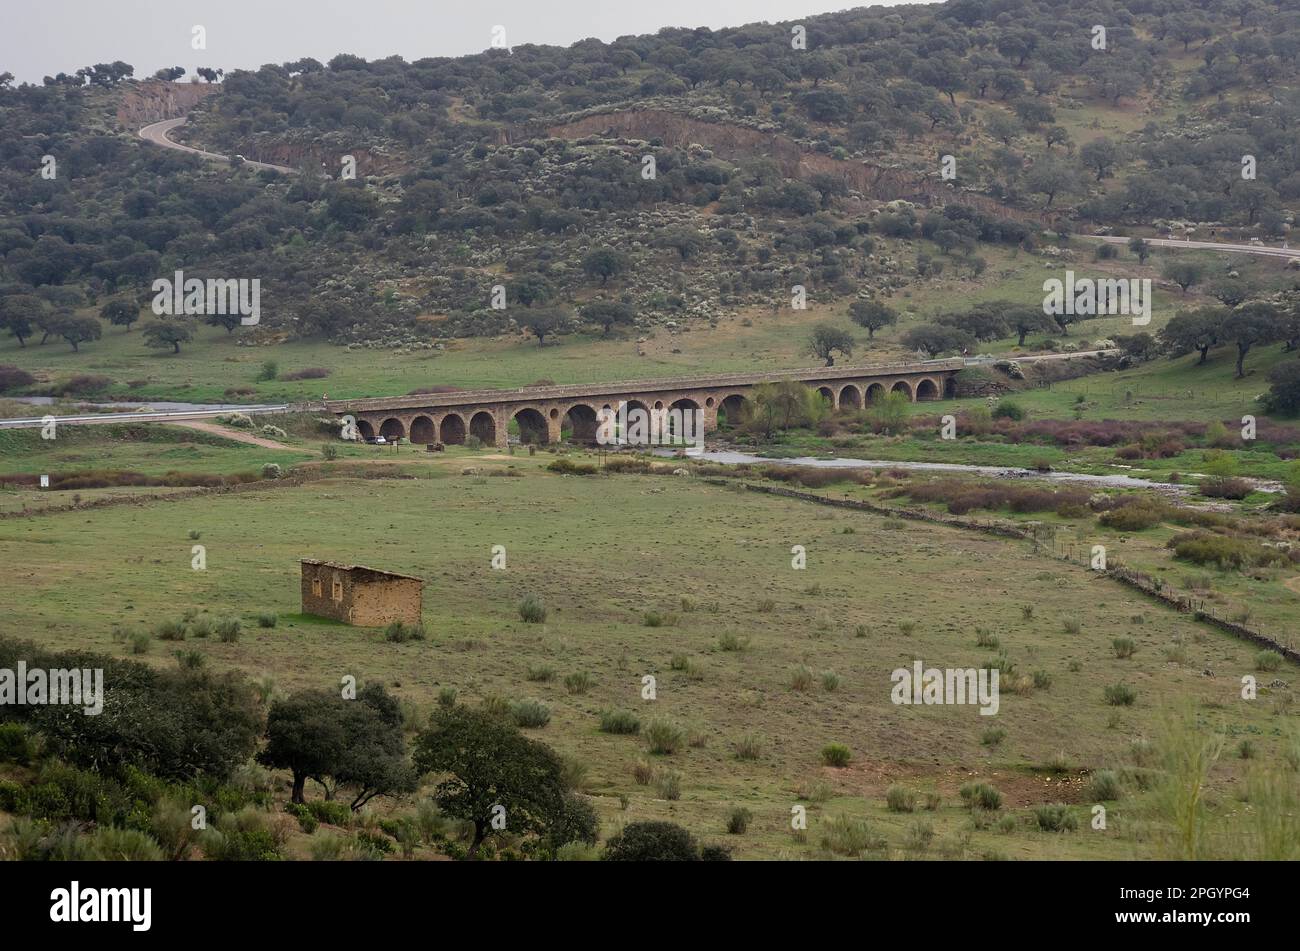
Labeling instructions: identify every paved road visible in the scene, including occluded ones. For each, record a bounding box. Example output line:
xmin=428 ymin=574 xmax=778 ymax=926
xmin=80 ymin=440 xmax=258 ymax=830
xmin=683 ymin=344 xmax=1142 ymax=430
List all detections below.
xmin=0 ymin=405 xmax=290 ymax=430
xmin=1095 ymin=234 xmax=1300 ymax=261
xmin=138 ymin=117 xmax=297 ymax=174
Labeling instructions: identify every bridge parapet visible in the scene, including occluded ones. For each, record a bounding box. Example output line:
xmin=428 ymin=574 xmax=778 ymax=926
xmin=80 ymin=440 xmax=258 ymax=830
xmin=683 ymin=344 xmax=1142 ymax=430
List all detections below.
xmin=325 ymin=359 xmax=964 ymax=414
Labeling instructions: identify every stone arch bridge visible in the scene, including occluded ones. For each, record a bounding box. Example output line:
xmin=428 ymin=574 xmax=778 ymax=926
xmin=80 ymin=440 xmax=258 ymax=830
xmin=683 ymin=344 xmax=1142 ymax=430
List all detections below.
xmin=324 ymin=359 xmax=963 ymax=449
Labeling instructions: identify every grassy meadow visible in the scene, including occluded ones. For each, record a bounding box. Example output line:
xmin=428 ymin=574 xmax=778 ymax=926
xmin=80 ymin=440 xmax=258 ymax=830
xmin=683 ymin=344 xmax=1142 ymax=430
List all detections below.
xmin=1 ymin=445 xmax=1294 ymax=859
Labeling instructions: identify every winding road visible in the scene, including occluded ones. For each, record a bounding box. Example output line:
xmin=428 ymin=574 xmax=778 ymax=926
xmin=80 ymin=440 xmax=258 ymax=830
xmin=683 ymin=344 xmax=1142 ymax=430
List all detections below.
xmin=137 ymin=117 xmax=298 ymax=174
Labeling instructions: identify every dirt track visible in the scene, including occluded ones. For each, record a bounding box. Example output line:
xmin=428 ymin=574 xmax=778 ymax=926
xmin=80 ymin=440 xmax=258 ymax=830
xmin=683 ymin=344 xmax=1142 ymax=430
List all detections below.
xmin=166 ymin=420 xmax=289 ymax=448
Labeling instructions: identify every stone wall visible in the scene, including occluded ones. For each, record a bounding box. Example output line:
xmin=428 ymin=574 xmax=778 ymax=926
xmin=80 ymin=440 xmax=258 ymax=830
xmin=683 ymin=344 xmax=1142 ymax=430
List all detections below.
xmin=301 ymin=562 xmax=423 ymax=627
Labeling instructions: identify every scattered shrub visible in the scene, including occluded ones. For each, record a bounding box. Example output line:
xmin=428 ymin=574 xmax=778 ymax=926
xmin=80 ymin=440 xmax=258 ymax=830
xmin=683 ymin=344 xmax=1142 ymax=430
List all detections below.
xmin=821 ymin=743 xmax=852 ymax=767
xmin=819 ymin=815 xmax=885 ymax=856
xmin=563 ymin=671 xmax=592 ymax=695
xmin=604 ymin=820 xmax=701 ymax=861
xmin=1089 ymin=769 xmax=1123 ymax=801
xmin=1099 ymin=503 xmax=1165 ymax=531
xmin=726 ymin=807 xmax=753 ymax=834
xmin=599 ymin=710 xmax=640 ymax=735
xmin=1200 ymin=478 xmax=1253 ymax=500
xmin=886 ymin=785 xmax=917 ymax=813
xmin=1166 ymin=532 xmax=1286 ymax=570
xmin=1034 ymin=804 xmax=1078 ymax=832
xmin=1104 ymin=683 xmax=1137 ymax=706
xmin=718 ymin=632 xmax=750 ymax=652
xmin=547 ymin=458 xmax=598 ymax=476
xmin=1255 ymin=650 xmax=1283 ymax=672
xmin=518 ymin=596 xmax=547 ymax=623
xmin=734 ymin=733 xmax=764 ymax=760
xmin=0 ymin=365 xmax=36 ymax=393
xmin=904 ymin=819 xmax=935 ymax=851
xmin=154 ymin=619 xmax=186 ymax=642
xmin=384 ymin=621 xmax=418 ymax=643
xmin=959 ymin=783 xmax=1002 ymax=810
xmin=992 ymin=401 xmax=1025 ymax=421
xmin=90 ymin=827 xmax=165 ymax=861
xmin=510 ymin=699 xmax=551 ymax=729
xmin=280 ymin=367 xmax=331 ymax=381
xmin=655 ymin=769 xmax=682 ymax=801
xmin=644 ymin=718 xmax=685 ymax=755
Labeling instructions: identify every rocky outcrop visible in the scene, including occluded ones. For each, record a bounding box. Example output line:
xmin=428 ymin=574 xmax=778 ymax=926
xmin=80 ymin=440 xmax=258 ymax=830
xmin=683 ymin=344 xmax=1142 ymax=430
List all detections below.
xmin=116 ymin=80 xmax=218 ymax=128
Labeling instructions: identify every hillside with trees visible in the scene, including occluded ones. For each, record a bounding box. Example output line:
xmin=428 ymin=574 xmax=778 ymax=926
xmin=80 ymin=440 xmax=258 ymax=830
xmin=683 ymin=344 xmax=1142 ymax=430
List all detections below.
xmin=2 ymin=0 xmax=1300 ymax=364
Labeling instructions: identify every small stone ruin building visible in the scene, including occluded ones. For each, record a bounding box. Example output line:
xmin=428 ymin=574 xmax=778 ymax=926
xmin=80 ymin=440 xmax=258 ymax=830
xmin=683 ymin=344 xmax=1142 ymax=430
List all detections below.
xmin=300 ymin=559 xmax=423 ymax=627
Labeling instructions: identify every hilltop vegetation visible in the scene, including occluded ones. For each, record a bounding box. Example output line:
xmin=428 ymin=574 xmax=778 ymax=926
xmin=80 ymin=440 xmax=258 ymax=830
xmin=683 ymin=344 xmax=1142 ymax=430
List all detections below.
xmin=2 ymin=0 xmax=1300 ymax=372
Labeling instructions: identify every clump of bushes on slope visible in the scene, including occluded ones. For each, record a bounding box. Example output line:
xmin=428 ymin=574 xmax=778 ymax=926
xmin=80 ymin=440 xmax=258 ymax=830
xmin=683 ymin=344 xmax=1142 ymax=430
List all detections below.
xmin=1165 ymin=532 xmax=1293 ymax=570
xmin=887 ymin=478 xmax=1090 ymax=516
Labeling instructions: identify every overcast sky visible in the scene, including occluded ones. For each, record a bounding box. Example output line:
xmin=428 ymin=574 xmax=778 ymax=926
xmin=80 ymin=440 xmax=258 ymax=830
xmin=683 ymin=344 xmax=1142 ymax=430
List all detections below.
xmin=2 ymin=1 xmax=915 ymax=85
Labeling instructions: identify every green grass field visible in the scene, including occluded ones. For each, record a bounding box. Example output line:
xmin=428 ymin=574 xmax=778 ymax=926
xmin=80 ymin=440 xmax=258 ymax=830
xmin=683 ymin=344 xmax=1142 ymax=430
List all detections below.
xmin=1 ymin=449 xmax=1293 ymax=859
xmin=0 ymin=424 xmax=313 ymax=478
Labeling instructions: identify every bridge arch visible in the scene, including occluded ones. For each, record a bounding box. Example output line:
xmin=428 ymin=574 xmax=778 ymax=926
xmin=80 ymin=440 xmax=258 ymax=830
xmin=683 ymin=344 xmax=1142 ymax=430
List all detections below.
xmin=469 ymin=411 xmax=496 ymax=445
xmin=562 ymin=402 xmax=600 ymax=444
xmin=717 ymin=392 xmax=750 ymax=428
xmin=379 ymin=417 xmax=405 ymax=441
xmin=944 ymin=376 xmax=958 ymax=399
xmin=410 ymin=415 xmax=436 ymax=444
xmin=440 ymin=412 xmax=467 ymax=444
xmin=838 ymin=384 xmax=862 ymax=410
xmin=667 ymin=398 xmax=702 ymax=439
xmin=513 ymin=407 xmax=549 ymax=444
xmin=356 ymin=418 xmax=376 ymax=440
xmin=816 ymin=385 xmax=835 ymax=407
xmin=890 ymin=380 xmax=913 ymax=401
xmin=916 ymin=378 xmax=940 ymax=401
xmin=865 ymin=382 xmax=886 ymax=405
